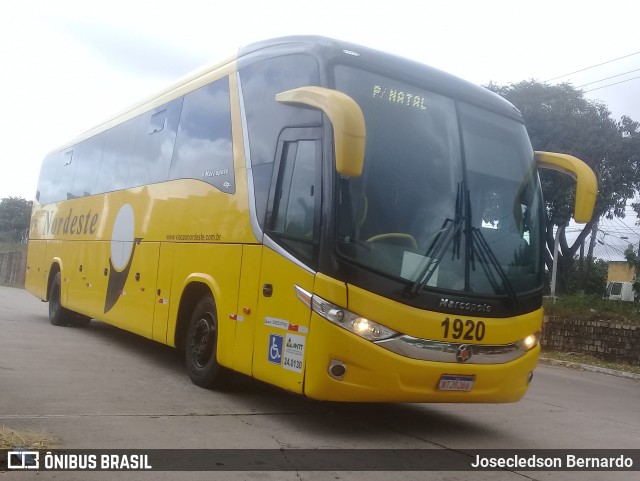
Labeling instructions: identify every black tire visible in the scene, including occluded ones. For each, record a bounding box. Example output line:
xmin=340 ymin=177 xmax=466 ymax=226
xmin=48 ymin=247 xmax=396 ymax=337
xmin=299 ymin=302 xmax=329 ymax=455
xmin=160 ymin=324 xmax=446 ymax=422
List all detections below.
xmin=48 ymin=272 xmax=74 ymax=326
xmin=48 ymin=272 xmax=91 ymax=327
xmin=185 ymin=295 xmax=230 ymax=389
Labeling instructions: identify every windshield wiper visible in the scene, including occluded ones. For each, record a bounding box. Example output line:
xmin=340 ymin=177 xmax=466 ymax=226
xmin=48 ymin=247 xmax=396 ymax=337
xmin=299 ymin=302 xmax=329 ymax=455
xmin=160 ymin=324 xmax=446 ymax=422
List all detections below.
xmin=461 ymin=178 xmax=518 ymax=306
xmin=470 ymin=227 xmax=518 ymax=306
xmin=409 ymin=184 xmax=465 ymax=295
xmin=409 ymin=182 xmax=519 ymax=306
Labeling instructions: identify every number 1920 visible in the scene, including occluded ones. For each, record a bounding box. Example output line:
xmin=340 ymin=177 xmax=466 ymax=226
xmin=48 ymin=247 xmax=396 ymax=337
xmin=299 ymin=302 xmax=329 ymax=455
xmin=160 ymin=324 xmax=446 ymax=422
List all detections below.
xmin=441 ymin=317 xmax=486 ymax=341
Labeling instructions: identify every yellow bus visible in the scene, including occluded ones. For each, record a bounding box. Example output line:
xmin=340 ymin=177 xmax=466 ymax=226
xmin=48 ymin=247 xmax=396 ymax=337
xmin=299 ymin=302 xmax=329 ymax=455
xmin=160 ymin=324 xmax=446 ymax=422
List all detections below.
xmin=26 ymin=36 xmax=597 ymax=402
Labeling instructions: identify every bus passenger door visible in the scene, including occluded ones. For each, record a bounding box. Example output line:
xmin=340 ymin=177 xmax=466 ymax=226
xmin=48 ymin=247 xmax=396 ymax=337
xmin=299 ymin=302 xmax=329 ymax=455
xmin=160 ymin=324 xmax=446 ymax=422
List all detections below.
xmin=152 ymin=242 xmax=174 ymax=343
xmin=231 ymin=245 xmax=262 ymax=376
xmin=252 ymin=133 xmax=321 ymax=394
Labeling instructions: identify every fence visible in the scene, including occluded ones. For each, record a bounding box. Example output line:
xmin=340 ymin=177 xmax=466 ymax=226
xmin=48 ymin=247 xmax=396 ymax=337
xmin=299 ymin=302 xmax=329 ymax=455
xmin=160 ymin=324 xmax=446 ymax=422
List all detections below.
xmin=542 ymin=316 xmax=640 ymax=366
xmin=0 ymin=250 xmax=27 ymax=286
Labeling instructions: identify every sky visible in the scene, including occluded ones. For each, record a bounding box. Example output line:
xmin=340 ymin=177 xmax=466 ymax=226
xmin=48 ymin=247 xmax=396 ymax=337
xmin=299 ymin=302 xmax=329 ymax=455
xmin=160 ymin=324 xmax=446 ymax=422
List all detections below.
xmin=2 ymin=0 xmax=640 ymax=257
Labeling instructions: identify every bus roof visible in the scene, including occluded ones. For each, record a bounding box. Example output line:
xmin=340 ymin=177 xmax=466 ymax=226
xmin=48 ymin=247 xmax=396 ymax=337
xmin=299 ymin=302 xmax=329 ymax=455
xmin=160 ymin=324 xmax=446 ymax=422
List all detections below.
xmin=238 ymin=36 xmax=522 ymax=121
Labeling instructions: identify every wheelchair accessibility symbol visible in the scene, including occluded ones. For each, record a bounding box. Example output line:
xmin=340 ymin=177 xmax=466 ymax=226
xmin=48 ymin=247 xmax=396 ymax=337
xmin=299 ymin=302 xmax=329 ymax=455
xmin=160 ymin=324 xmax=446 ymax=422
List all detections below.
xmin=268 ymin=334 xmax=283 ymax=365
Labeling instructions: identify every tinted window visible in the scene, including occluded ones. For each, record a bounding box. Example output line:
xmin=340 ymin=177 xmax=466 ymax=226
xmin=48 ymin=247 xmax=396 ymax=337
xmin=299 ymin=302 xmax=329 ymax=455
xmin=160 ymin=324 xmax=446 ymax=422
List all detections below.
xmin=95 ymin=117 xmax=140 ymax=193
xmin=239 ymin=55 xmax=321 ymax=227
xmin=36 ymin=153 xmax=56 ymax=203
xmin=149 ymin=109 xmax=167 ymax=134
xmin=334 ymin=65 xmax=543 ymax=297
xmin=36 ymin=153 xmax=60 ymax=203
xmin=58 ymin=149 xmax=76 ymax=201
xmin=459 ymin=103 xmax=543 ymax=293
xmin=169 ymin=77 xmax=234 ymax=193
xmin=69 ymin=135 xmax=105 ymax=198
xmin=36 ymin=149 xmax=77 ymax=203
xmin=269 ymin=140 xmax=319 ymax=266
xmin=129 ymin=98 xmax=182 ymax=187
xmin=37 ymin=78 xmax=229 ymax=202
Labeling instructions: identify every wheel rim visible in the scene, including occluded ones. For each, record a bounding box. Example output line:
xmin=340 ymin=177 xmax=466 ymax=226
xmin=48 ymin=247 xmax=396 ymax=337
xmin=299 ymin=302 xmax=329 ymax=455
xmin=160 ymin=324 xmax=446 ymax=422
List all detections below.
xmin=191 ymin=313 xmax=215 ymax=369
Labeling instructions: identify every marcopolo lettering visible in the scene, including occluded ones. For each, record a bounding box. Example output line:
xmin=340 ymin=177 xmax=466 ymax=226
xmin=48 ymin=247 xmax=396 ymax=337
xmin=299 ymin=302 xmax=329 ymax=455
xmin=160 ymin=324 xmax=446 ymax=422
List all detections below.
xmin=439 ymin=298 xmax=492 ymax=313
xmin=43 ymin=208 xmax=99 ymax=236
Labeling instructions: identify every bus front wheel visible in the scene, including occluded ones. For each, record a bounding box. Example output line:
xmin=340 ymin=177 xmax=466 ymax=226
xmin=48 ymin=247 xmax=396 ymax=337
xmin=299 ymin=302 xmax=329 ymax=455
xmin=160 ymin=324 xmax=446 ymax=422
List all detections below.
xmin=185 ymin=295 xmax=230 ymax=389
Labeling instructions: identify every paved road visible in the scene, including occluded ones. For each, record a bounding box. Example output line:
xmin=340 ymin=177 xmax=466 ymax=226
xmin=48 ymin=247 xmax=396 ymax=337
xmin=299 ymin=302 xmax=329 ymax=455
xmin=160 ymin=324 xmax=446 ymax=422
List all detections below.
xmin=1 ymin=286 xmax=638 ymax=480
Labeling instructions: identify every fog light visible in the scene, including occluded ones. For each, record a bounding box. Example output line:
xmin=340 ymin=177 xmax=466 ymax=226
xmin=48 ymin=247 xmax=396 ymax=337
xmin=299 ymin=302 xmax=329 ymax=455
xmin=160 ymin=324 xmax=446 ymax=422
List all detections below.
xmin=327 ymin=308 xmax=345 ymax=323
xmin=328 ymin=359 xmax=347 ymax=380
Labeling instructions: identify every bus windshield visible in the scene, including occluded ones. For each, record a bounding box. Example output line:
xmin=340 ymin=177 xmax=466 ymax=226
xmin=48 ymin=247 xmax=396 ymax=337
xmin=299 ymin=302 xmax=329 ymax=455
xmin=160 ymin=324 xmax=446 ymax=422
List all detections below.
xmin=334 ymin=65 xmax=544 ymax=297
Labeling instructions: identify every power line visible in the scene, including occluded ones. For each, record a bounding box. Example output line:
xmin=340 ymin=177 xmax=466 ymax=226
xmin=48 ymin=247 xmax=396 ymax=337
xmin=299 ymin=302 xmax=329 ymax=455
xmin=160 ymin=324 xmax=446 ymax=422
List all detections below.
xmin=594 ymin=239 xmax=627 ymax=261
xmin=583 ymin=75 xmax=640 ymax=93
xmin=496 ymin=69 xmax=640 ymax=115
xmin=603 ymin=230 xmax=639 ymax=241
xmin=575 ymin=67 xmax=640 ymax=89
xmin=545 ymin=51 xmax=640 ymax=82
xmin=597 ymin=228 xmax=638 ymax=247
xmin=611 ymin=217 xmax=640 ymax=239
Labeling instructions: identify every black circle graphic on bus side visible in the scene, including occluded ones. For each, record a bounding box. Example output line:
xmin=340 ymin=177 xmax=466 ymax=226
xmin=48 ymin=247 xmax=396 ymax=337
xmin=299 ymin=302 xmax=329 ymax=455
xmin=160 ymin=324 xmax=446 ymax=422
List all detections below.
xmin=103 ymin=204 xmax=142 ymax=314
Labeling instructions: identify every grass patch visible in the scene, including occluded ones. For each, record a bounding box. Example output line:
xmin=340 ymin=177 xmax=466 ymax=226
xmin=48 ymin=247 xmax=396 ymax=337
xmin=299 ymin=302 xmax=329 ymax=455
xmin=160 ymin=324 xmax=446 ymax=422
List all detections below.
xmin=544 ymin=294 xmax=640 ymax=326
xmin=0 ymin=426 xmax=58 ymax=450
xmin=541 ymin=350 xmax=640 ymax=376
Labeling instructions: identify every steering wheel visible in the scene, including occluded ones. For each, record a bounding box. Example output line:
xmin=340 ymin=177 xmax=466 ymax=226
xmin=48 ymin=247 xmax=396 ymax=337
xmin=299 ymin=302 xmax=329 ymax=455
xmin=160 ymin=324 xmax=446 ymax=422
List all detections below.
xmin=366 ymin=233 xmax=418 ymax=249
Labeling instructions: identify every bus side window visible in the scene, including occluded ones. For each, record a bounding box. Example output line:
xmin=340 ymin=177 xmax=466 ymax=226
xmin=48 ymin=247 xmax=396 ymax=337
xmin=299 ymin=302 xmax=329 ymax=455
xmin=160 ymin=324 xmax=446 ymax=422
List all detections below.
xmin=268 ymin=139 xmax=320 ymax=267
xmin=129 ymin=98 xmax=182 ymax=187
xmin=96 ymin=117 xmax=140 ymax=194
xmin=59 ymin=149 xmax=76 ymax=201
xmin=69 ymin=135 xmax=105 ymax=198
xmin=238 ymin=54 xmax=321 ymax=229
xmin=36 ymin=152 xmax=63 ymax=203
xmin=168 ymin=76 xmax=234 ymax=193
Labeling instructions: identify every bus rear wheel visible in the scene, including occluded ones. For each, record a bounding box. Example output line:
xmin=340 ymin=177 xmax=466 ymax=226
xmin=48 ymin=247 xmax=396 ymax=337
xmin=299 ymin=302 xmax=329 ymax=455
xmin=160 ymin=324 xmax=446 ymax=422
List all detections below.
xmin=185 ymin=295 xmax=230 ymax=389
xmin=49 ymin=272 xmax=73 ymax=326
xmin=48 ymin=272 xmax=91 ymax=327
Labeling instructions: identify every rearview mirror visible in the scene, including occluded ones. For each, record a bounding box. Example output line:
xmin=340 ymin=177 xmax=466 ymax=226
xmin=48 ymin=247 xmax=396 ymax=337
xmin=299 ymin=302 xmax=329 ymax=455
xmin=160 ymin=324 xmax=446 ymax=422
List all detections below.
xmin=276 ymin=86 xmax=365 ymax=177
xmin=535 ymin=151 xmax=598 ymax=223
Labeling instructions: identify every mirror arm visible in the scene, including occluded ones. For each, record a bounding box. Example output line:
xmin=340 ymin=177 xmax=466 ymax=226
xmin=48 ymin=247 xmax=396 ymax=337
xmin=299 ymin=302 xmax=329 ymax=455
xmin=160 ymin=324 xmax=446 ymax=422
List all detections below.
xmin=535 ymin=151 xmax=598 ymax=223
xmin=276 ymin=86 xmax=365 ymax=177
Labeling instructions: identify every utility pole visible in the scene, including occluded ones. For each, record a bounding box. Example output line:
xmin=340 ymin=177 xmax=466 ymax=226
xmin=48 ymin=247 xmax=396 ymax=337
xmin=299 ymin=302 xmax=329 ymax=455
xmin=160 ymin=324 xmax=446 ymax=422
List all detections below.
xmin=585 ymin=221 xmax=599 ymax=286
xmin=550 ymin=225 xmax=564 ymax=302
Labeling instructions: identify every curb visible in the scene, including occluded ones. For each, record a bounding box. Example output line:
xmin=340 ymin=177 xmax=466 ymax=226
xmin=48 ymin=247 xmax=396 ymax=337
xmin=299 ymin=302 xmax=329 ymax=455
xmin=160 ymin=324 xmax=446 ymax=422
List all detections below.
xmin=539 ymin=357 xmax=640 ymax=381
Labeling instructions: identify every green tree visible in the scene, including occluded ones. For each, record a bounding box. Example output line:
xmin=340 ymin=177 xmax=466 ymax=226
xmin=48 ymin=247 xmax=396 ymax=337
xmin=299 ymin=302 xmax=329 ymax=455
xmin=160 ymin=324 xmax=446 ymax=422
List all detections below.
xmin=0 ymin=197 xmax=33 ymax=242
xmin=486 ymin=80 xmax=640 ymax=293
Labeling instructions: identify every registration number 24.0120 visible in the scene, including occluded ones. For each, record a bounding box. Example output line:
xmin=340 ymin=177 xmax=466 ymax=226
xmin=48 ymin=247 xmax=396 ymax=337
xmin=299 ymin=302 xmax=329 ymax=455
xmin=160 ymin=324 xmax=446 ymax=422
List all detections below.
xmin=441 ymin=318 xmax=486 ymax=341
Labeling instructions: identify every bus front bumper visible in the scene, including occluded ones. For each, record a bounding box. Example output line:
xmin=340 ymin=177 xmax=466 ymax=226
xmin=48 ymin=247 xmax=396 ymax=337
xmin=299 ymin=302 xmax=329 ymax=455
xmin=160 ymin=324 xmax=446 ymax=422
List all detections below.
xmin=303 ymin=314 xmax=540 ymax=403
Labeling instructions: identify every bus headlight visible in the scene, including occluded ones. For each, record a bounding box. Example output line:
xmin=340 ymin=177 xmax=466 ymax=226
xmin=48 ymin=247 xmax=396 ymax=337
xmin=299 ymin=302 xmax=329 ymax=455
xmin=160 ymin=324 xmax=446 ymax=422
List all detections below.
xmin=311 ymin=295 xmax=398 ymax=341
xmin=517 ymin=331 xmax=541 ymax=351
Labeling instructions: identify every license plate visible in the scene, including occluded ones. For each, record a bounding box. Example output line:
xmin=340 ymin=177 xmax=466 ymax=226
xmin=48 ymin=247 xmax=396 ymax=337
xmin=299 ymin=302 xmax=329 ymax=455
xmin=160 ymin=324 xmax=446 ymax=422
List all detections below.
xmin=437 ymin=374 xmax=475 ymax=391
